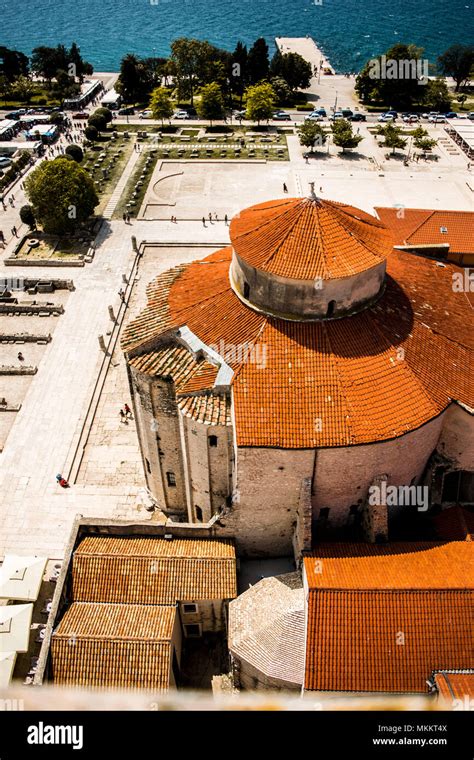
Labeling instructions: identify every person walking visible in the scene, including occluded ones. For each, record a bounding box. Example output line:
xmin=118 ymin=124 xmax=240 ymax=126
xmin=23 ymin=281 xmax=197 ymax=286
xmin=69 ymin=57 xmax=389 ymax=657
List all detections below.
xmin=224 ymin=214 xmax=228 ymax=225
xmin=0 ymin=230 xmax=4 ymax=247
xmin=126 ymin=213 xmax=130 ymax=224
xmin=202 ymin=216 xmax=206 ymax=227
xmin=123 ymin=212 xmax=126 ymax=222
xmin=208 ymin=212 xmax=212 ymax=223
xmin=283 ymin=183 xmax=288 ymax=193
xmin=124 ymin=403 xmax=132 ymax=418
xmin=11 ymin=226 xmax=17 ymax=237
xmin=119 ymin=409 xmax=127 ymax=423
xmin=18 ymin=351 xmax=24 ymax=361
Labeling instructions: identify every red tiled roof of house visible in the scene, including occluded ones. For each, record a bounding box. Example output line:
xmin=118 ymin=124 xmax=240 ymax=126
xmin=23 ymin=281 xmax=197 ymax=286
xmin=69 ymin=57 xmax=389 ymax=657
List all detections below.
xmin=122 ymin=238 xmax=472 ymax=447
xmin=303 ymin=542 xmax=474 ymax=693
xmin=375 ymin=207 xmax=474 ymax=254
xmin=52 ymin=602 xmax=175 ymax=691
xmin=433 ymin=506 xmax=474 ymax=542
xmin=434 ymin=671 xmax=474 ymax=701
xmin=72 ymin=536 xmax=237 ymax=605
xmin=230 ymin=198 xmax=393 ymax=279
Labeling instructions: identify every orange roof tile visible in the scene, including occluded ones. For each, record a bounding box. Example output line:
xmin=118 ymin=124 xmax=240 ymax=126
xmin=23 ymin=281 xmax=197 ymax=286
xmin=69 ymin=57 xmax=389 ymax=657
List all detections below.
xmin=72 ymin=536 xmax=237 ymax=604
xmin=375 ymin=207 xmax=474 ymax=254
xmin=303 ymin=542 xmax=474 ymax=693
xmin=434 ymin=671 xmax=474 ymax=701
xmin=52 ymin=602 xmax=175 ymax=691
xmin=230 ymin=197 xmax=393 ymax=280
xmin=122 ymin=209 xmax=473 ymax=448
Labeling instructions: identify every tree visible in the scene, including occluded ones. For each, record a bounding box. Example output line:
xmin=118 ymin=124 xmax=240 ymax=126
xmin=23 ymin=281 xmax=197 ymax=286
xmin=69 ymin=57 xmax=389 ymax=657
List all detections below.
xmin=19 ymin=205 xmax=36 ymax=230
xmin=0 ymin=46 xmax=29 ymax=82
xmin=25 ymin=158 xmax=98 ymax=235
xmin=149 ymin=87 xmax=173 ymax=125
xmin=52 ymin=69 xmax=80 ymax=99
xmin=68 ymin=42 xmax=93 ymax=81
xmin=31 ymin=46 xmax=66 ymax=84
xmin=231 ymin=42 xmax=248 ymax=104
xmin=84 ymin=125 xmax=98 ymax=141
xmin=438 ymin=45 xmax=474 ymax=91
xmin=65 ymin=144 xmax=84 ymax=163
xmin=414 ymin=136 xmax=437 ymax=153
xmin=457 ymin=94 xmax=467 ymax=109
xmin=423 ymin=79 xmax=451 ymax=111
xmin=378 ymin=123 xmax=407 ymax=154
xmin=197 ymin=82 xmax=224 ymax=126
xmin=170 ymin=38 xmax=206 ymax=105
xmin=12 ymin=75 xmax=35 ymax=103
xmin=247 ymin=38 xmax=270 ymax=84
xmin=270 ymin=51 xmax=312 ymax=91
xmin=87 ymin=112 xmax=107 ymax=132
xmin=355 ymin=43 xmax=426 ymax=107
xmin=331 ymin=119 xmax=364 ymax=153
xmin=116 ymin=54 xmax=154 ymax=104
xmin=270 ymin=76 xmax=292 ymax=105
xmin=94 ymin=107 xmax=113 ymax=125
xmin=298 ymin=121 xmax=327 ymax=152
xmin=245 ymin=82 xmax=276 ymax=124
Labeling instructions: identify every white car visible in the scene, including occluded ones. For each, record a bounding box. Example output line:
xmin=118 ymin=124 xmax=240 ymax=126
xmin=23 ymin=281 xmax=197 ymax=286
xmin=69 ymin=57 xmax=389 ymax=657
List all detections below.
xmin=402 ymin=115 xmax=419 ymax=123
xmin=139 ymin=110 xmax=152 ymax=119
xmin=428 ymin=115 xmax=446 ymax=123
xmin=173 ymin=111 xmax=190 ymax=120
xmin=304 ymin=113 xmax=323 ymax=121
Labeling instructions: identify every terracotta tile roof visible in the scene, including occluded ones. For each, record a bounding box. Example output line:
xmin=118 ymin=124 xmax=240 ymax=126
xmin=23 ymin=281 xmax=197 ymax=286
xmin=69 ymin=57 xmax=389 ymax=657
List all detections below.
xmin=230 ymin=198 xmax=393 ymax=280
xmin=122 ymin=215 xmax=472 ymax=448
xmin=433 ymin=506 xmax=474 ymax=542
xmin=52 ymin=602 xmax=175 ymax=690
xmin=434 ymin=671 xmax=474 ymax=701
xmin=72 ymin=536 xmax=237 ymax=604
xmin=303 ymin=542 xmax=474 ymax=693
xmin=129 ymin=344 xmax=219 ymax=395
xmin=375 ymin=207 xmax=474 ymax=254
xmin=121 ymin=264 xmax=187 ymax=353
xmin=178 ymin=393 xmax=231 ymax=425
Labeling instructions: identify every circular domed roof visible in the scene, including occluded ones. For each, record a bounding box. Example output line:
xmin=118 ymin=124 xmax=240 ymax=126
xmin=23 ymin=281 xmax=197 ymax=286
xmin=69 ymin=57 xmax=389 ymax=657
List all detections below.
xmin=230 ymin=197 xmax=393 ymax=281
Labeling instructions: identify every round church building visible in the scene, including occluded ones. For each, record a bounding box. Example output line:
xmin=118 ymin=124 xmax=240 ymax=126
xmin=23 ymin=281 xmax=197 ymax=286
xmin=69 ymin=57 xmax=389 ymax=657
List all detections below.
xmin=121 ymin=195 xmax=473 ymax=557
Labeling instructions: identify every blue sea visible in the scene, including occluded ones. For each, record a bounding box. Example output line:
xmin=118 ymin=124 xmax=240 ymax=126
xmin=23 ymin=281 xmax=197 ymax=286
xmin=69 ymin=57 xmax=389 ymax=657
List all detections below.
xmin=0 ymin=0 xmax=472 ymax=72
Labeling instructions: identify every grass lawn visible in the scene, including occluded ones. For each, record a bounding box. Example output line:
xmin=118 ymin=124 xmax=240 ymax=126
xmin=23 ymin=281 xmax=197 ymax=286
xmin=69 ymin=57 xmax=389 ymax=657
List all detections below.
xmin=81 ymin=134 xmax=136 ymax=214
xmin=12 ymin=233 xmax=91 ymax=260
xmin=113 ymin=150 xmax=160 ymax=219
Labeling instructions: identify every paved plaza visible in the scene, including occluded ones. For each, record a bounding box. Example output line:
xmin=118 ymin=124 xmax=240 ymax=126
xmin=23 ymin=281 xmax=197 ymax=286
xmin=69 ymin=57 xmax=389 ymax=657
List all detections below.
xmin=0 ymin=80 xmax=472 ymax=559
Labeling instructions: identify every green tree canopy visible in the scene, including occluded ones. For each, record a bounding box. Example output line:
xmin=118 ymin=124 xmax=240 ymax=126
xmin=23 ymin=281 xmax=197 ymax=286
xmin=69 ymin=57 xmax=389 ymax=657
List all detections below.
xmin=331 ymin=119 xmax=364 ymax=153
xmin=87 ymin=112 xmax=107 ymax=132
xmin=422 ymin=79 xmax=451 ymax=111
xmin=270 ymin=76 xmax=292 ymax=105
xmin=94 ymin=107 xmax=113 ymax=124
xmin=231 ymin=42 xmax=248 ymax=102
xmin=25 ymin=158 xmax=98 ymax=235
xmin=245 ymin=82 xmax=276 ymax=124
xmin=116 ymin=53 xmax=154 ymax=104
xmin=298 ymin=121 xmax=327 ymax=152
xmin=247 ymin=38 xmax=270 ymax=84
xmin=197 ymin=82 xmax=224 ymax=125
xmin=84 ymin=125 xmax=98 ymax=141
xmin=437 ymin=45 xmax=474 ymax=91
xmin=150 ymin=87 xmax=174 ymax=125
xmin=355 ymin=43 xmax=426 ymax=108
xmin=270 ymin=51 xmax=312 ymax=91
xmin=377 ymin=123 xmax=408 ymax=154
xmin=65 ymin=144 xmax=84 ymax=163
xmin=19 ymin=205 xmax=36 ymax=230
xmin=0 ymin=46 xmax=29 ymax=82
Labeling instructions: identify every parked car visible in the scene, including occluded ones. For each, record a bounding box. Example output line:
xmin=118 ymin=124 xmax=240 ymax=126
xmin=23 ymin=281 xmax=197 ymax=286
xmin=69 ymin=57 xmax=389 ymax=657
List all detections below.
xmin=0 ymin=157 xmax=12 ymax=169
xmin=272 ymin=111 xmax=291 ymax=121
xmin=385 ymin=110 xmax=398 ymax=118
xmin=313 ymin=108 xmax=327 ymax=117
xmin=304 ymin=112 xmax=323 ymax=121
xmin=341 ymin=108 xmax=353 ymax=118
xmin=118 ymin=106 xmax=135 ymax=115
xmin=330 ymin=111 xmax=345 ymax=121
xmin=402 ymin=114 xmax=419 ymax=123
xmin=378 ymin=114 xmax=395 ymax=122
xmin=467 ymin=112 xmax=474 ymax=120
xmin=428 ymin=115 xmax=447 ymax=123
xmin=233 ymin=110 xmax=246 ymax=119
xmin=444 ymin=112 xmax=457 ymax=119
xmin=173 ymin=110 xmax=190 ymax=119
xmin=139 ymin=109 xmax=153 ymax=119
xmin=348 ymin=113 xmax=366 ymax=121
xmin=72 ymin=112 xmax=88 ymax=119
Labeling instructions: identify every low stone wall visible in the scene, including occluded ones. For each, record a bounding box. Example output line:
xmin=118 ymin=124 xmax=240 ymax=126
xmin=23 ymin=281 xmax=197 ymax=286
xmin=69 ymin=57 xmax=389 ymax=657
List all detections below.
xmin=0 ymin=365 xmax=37 ymax=375
xmin=4 ymin=257 xmax=85 ymax=267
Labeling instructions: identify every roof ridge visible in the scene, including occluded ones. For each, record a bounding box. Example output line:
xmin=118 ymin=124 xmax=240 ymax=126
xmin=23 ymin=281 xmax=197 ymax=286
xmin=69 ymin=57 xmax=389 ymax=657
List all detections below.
xmin=405 ymin=209 xmax=436 ymax=244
